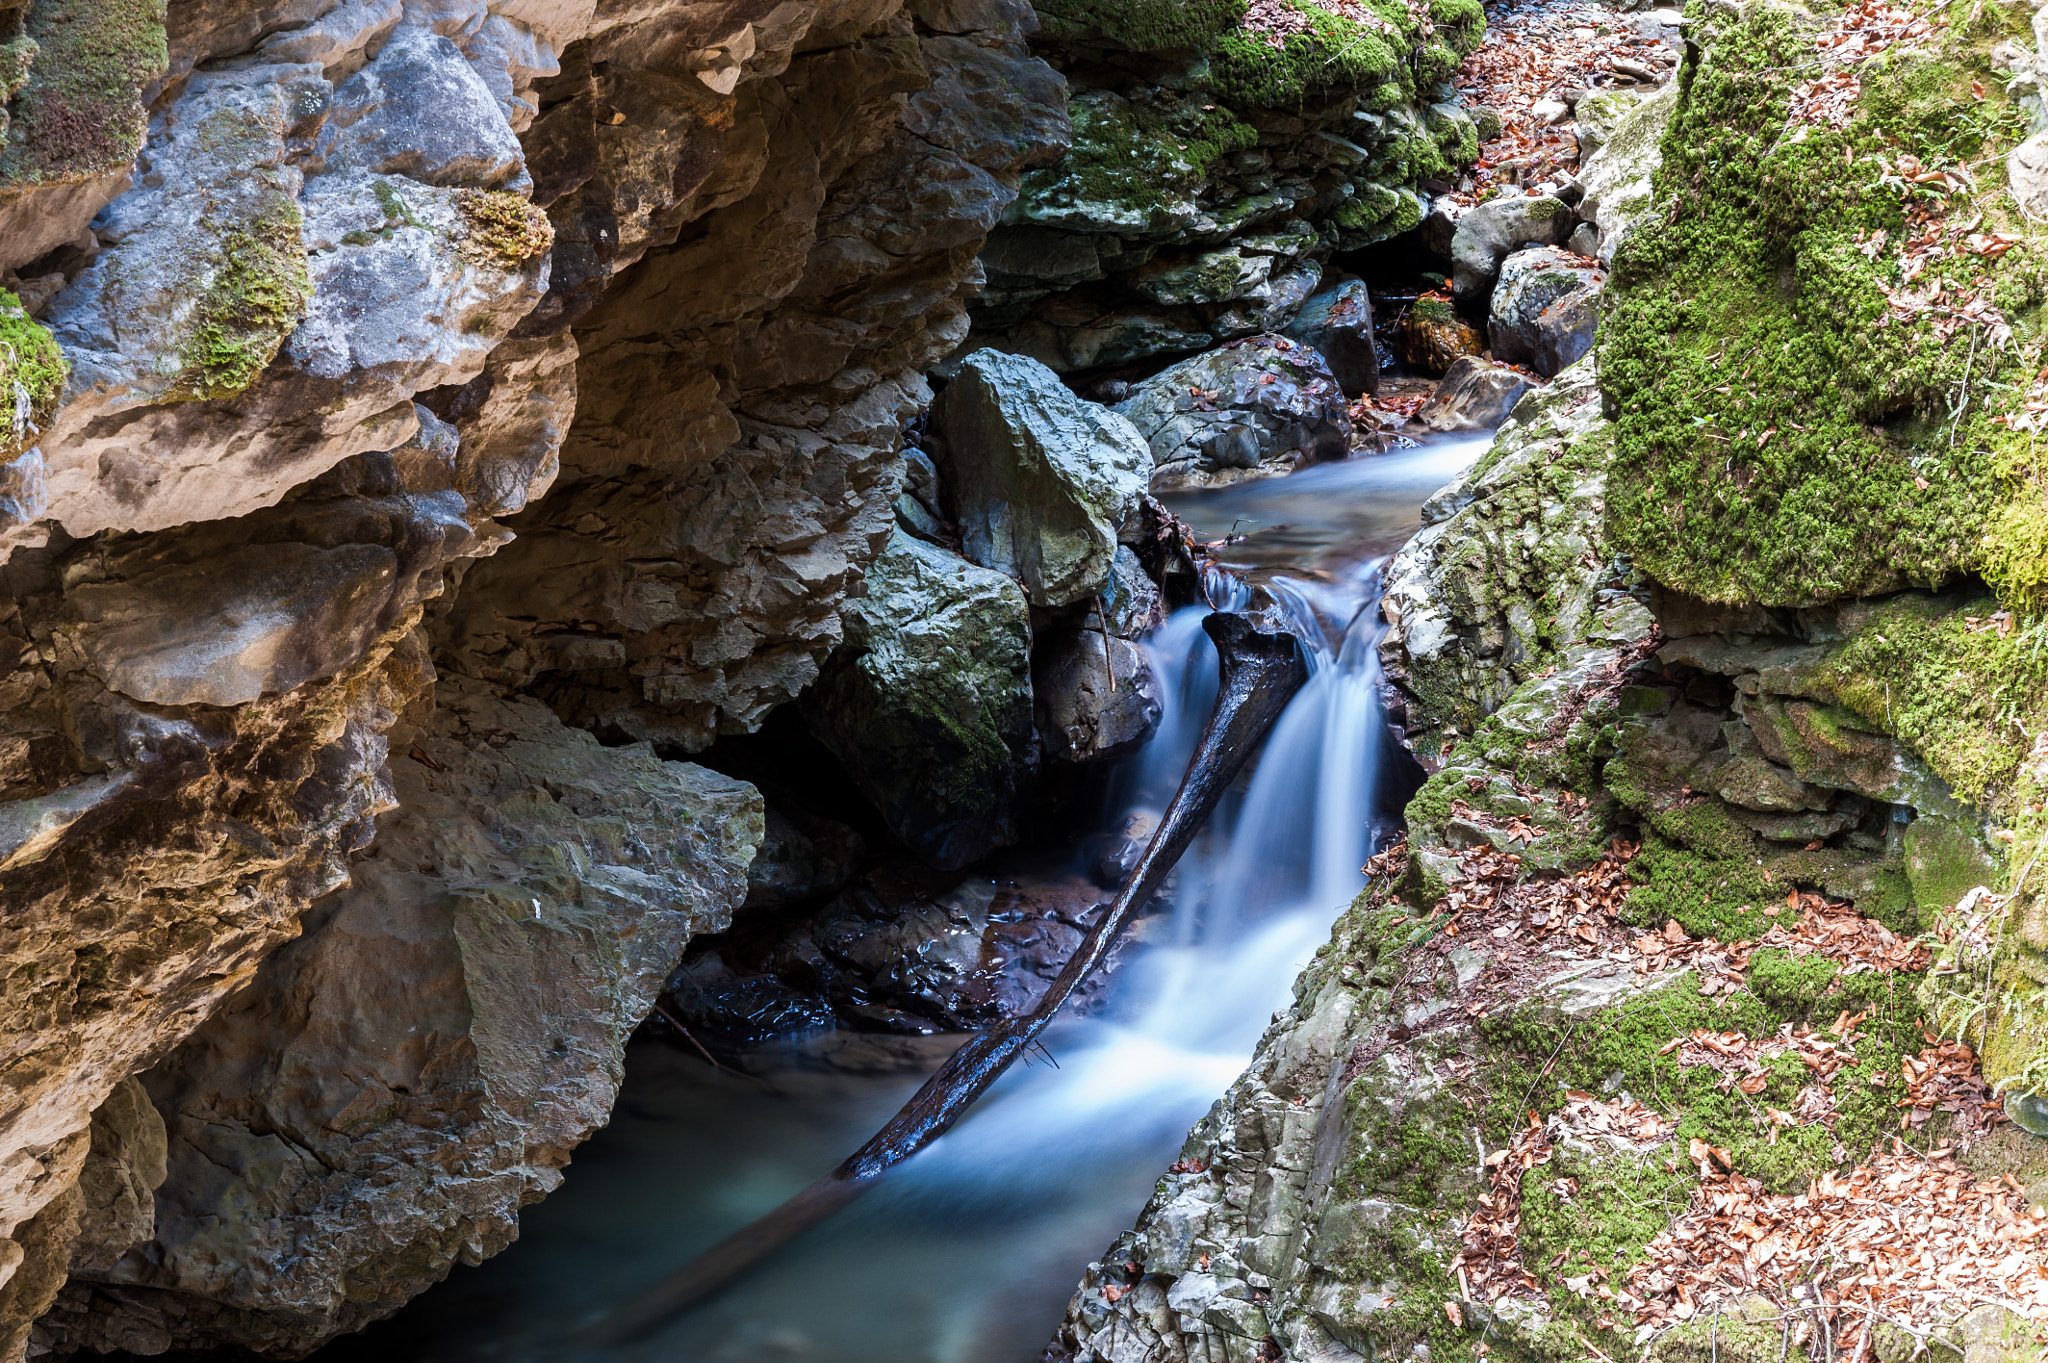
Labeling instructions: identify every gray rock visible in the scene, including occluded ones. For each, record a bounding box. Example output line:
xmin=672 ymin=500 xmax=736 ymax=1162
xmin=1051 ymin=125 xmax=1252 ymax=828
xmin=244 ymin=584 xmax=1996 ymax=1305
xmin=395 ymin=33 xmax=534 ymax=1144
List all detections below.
xmin=1449 ymin=195 xmax=1574 ymax=306
xmin=1281 ymin=277 xmax=1378 ymax=398
xmin=1382 ymin=356 xmax=1619 ymax=742
xmin=744 ymin=806 xmax=865 ymax=912
xmin=802 ymin=529 xmax=1037 ymax=869
xmin=1034 ymin=618 xmax=1162 ymax=763
xmin=928 ymin=348 xmax=1152 ymax=607
xmin=1488 ymin=245 xmax=1602 ymax=377
xmin=1577 ymin=79 xmax=1680 ymax=265
xmin=1410 ymin=355 xmax=1534 ymax=433
xmin=1420 ymin=197 xmax=1463 ymax=260
xmin=315 ymin=25 xmax=530 ymax=191
xmin=1573 ymin=87 xmax=1645 ymax=161
xmin=1115 ymin=335 xmax=1353 ymax=491
xmin=43 ymin=680 xmax=760 ymax=1357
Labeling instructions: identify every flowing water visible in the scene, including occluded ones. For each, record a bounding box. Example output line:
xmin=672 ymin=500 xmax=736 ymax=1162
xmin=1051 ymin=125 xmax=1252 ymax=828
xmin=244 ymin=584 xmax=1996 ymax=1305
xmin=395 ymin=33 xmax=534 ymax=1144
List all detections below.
xmin=318 ymin=433 xmax=1489 ymax=1363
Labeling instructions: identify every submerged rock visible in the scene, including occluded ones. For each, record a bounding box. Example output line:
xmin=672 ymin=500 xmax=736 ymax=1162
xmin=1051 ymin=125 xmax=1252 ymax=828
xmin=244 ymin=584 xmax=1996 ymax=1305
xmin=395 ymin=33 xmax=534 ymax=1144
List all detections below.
xmin=927 ymin=348 xmax=1152 ymax=608
xmin=1115 ymin=336 xmax=1353 ymax=491
xmin=802 ymin=528 xmax=1037 ymax=870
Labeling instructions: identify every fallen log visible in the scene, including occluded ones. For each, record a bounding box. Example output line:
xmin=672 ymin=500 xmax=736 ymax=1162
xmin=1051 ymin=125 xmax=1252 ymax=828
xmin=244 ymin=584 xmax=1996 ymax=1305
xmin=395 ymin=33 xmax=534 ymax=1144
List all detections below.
xmin=589 ymin=611 xmax=1308 ymax=1345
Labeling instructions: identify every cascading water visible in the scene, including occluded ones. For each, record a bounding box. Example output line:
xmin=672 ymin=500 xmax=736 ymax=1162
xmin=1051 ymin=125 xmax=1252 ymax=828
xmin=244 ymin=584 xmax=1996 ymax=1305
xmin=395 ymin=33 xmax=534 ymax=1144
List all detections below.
xmin=316 ymin=432 xmax=1485 ymax=1363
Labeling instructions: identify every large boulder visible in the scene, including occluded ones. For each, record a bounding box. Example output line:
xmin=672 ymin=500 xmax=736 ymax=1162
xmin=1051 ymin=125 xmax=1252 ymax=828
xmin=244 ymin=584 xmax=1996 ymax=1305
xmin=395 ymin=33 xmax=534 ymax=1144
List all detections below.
xmin=38 ymin=680 xmax=762 ymax=1358
xmin=1280 ymin=276 xmax=1378 ymax=398
xmin=1576 ymin=79 xmax=1680 ymax=265
xmin=1115 ymin=335 xmax=1353 ymax=491
xmin=802 ymin=528 xmax=1037 ymax=870
xmin=927 ymin=349 xmax=1152 ymax=607
xmin=1488 ymin=246 xmax=1603 ymax=377
xmin=1449 ymin=194 xmax=1574 ymax=306
xmin=1411 ymin=356 xmax=1535 ymax=433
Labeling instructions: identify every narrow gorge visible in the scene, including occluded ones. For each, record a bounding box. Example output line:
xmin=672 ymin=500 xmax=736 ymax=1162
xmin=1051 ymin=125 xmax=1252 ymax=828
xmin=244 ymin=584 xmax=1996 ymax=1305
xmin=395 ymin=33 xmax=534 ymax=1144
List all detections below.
xmin=0 ymin=0 xmax=2044 ymax=1357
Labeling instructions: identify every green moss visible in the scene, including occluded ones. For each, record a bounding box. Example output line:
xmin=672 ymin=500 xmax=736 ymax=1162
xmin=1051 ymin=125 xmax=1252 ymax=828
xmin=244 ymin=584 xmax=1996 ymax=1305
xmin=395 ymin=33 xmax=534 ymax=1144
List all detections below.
xmin=1518 ymin=1144 xmax=1692 ymax=1339
xmin=373 ymin=178 xmax=423 ymax=229
xmin=1031 ymin=0 xmax=1246 ymax=50
xmin=1601 ymin=0 xmax=2039 ymax=608
xmin=0 ymin=288 xmax=65 ymax=454
xmin=1484 ymin=959 xmax=1927 ymax=1196
xmin=455 ymin=189 xmax=553 ymax=267
xmin=1023 ymin=91 xmax=1258 ymax=222
xmin=1211 ymin=11 xmax=1396 ymax=110
xmin=1801 ymin=594 xmax=2048 ymax=811
xmin=0 ymin=0 xmax=167 ymax=192
xmin=166 ymin=204 xmax=311 ymax=403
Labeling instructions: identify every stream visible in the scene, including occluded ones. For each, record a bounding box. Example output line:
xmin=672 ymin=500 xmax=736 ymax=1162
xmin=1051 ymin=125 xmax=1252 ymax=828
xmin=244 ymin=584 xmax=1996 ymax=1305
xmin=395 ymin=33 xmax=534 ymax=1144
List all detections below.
xmin=314 ymin=431 xmax=1491 ymax=1363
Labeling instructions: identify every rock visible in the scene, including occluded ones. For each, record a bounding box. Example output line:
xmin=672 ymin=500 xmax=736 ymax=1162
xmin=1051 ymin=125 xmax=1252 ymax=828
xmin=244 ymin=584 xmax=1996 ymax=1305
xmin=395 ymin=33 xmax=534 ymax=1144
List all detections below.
xmin=59 ymin=409 xmax=488 ymax=708
xmin=1420 ymin=197 xmax=1463 ymax=260
xmin=1410 ymin=356 xmax=1535 ymax=433
xmin=968 ymin=12 xmax=1482 ymax=370
xmin=1573 ymin=87 xmax=1645 ymax=160
xmin=802 ymin=529 xmax=1037 ymax=869
xmin=1281 ymin=277 xmax=1379 ymax=398
xmin=1449 ymin=194 xmax=1574 ymax=306
xmin=927 ymin=349 xmax=1151 ymax=608
xmin=1381 ymin=356 xmax=1619 ymax=742
xmin=315 ymin=25 xmax=530 ymax=191
xmin=1531 ymin=97 xmax=1570 ymax=125
xmin=1577 ymin=78 xmax=1680 ymax=265
xmin=1115 ymin=335 xmax=1353 ymax=491
xmin=1397 ymin=295 xmax=1484 ymax=374
xmin=1488 ymin=245 xmax=1603 ymax=377
xmin=37 ymin=678 xmax=761 ymax=1358
xmin=744 ymin=805 xmax=866 ymax=912
xmin=1034 ymin=617 xmax=1162 ymax=764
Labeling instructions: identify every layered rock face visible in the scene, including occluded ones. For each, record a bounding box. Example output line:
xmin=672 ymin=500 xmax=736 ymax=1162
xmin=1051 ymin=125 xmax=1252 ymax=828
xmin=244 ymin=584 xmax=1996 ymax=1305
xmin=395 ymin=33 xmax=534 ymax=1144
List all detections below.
xmin=969 ymin=0 xmax=1483 ymax=375
xmin=0 ymin=0 xmax=1073 ymax=1350
xmin=1051 ymin=1 xmax=2048 ymax=1359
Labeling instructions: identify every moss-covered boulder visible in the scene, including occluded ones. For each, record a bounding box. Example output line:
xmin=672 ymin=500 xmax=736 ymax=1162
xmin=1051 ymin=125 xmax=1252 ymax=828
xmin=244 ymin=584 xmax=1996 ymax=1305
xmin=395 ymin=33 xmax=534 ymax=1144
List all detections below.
xmin=1600 ymin=0 xmax=2048 ymax=609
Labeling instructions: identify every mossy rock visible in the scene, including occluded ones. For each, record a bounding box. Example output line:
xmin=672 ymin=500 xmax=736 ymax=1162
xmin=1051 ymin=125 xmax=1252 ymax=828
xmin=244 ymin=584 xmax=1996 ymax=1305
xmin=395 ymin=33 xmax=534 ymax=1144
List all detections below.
xmin=0 ymin=288 xmax=64 ymax=454
xmin=1600 ymin=0 xmax=2044 ymax=609
xmin=0 ymin=0 xmax=167 ymax=191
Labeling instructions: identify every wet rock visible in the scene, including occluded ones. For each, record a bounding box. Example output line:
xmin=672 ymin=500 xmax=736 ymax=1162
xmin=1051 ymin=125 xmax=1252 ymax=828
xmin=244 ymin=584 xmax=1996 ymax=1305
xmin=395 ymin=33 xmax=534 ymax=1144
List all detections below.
xmin=1397 ymin=295 xmax=1484 ymax=374
xmin=1576 ymin=79 xmax=1680 ymax=265
xmin=40 ymin=678 xmax=761 ymax=1357
xmin=802 ymin=528 xmax=1037 ymax=870
xmin=1034 ymin=617 xmax=1162 ymax=764
xmin=1488 ymin=245 xmax=1602 ymax=377
xmin=1115 ymin=336 xmax=1352 ymax=491
xmin=926 ymin=349 xmax=1152 ymax=608
xmin=1410 ymin=355 xmax=1535 ymax=434
xmin=1449 ymin=194 xmax=1573 ymax=306
xmin=1280 ymin=277 xmax=1378 ymax=398
xmin=665 ymin=954 xmax=840 ymax=1043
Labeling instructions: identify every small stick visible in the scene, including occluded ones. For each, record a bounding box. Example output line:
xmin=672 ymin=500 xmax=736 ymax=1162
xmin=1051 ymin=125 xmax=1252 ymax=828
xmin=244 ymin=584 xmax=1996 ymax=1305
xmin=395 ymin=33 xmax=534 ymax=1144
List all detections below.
xmin=653 ymin=1002 xmax=731 ymax=1075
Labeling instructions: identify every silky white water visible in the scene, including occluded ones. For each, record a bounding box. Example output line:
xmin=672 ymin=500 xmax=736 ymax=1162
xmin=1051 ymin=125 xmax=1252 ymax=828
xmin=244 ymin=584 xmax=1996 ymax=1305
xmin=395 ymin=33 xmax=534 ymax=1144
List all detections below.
xmin=315 ymin=433 xmax=1485 ymax=1363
